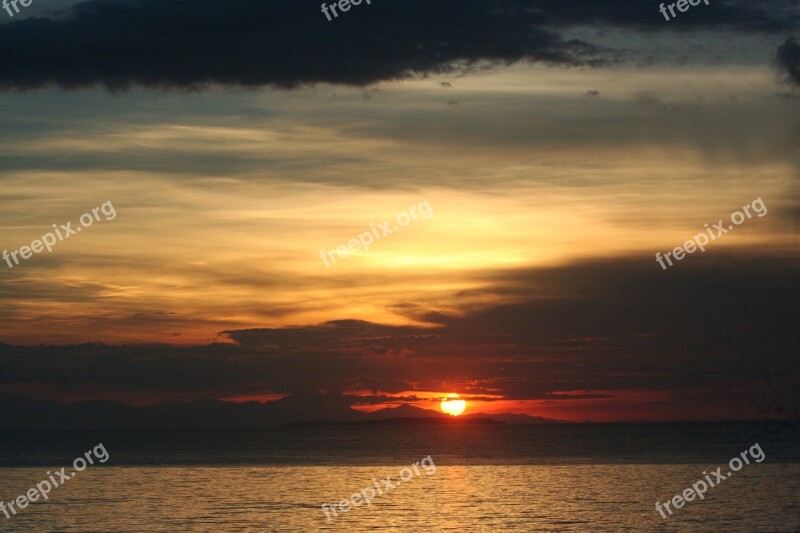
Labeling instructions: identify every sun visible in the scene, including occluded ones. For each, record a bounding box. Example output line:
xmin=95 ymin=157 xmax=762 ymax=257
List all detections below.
xmin=440 ymin=394 xmax=467 ymax=416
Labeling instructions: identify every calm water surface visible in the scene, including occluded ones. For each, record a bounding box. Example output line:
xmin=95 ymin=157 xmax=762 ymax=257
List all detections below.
xmin=1 ymin=423 xmax=798 ymax=531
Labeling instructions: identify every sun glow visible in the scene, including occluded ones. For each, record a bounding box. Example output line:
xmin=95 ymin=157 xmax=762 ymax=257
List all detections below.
xmin=440 ymin=394 xmax=467 ymax=416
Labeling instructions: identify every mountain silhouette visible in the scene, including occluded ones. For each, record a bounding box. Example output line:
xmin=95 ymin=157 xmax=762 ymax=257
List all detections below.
xmin=0 ymin=395 xmax=565 ymax=430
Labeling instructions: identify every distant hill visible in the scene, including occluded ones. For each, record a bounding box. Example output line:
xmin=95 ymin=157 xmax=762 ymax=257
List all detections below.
xmin=365 ymin=404 xmax=567 ymax=424
xmin=0 ymin=395 xmax=566 ymax=430
xmin=357 ymin=416 xmax=502 ymax=425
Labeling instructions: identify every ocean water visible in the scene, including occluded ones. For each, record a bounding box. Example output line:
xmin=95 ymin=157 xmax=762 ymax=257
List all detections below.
xmin=1 ymin=423 xmax=798 ymax=531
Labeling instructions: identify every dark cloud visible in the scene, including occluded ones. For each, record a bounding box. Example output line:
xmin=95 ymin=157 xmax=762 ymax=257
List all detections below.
xmin=533 ymin=0 xmax=798 ymax=32
xmin=1 ymin=251 xmax=797 ymax=419
xmin=0 ymin=0 xmax=600 ymax=91
xmin=1 ymin=0 xmax=797 ymax=91
xmin=778 ymin=37 xmax=800 ymax=86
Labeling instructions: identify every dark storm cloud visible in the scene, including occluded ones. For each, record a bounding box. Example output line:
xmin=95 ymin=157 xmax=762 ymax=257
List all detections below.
xmin=1 ymin=250 xmax=797 ymax=419
xmin=778 ymin=37 xmax=800 ymax=86
xmin=221 ymin=319 xmax=419 ymax=352
xmin=0 ymin=0 xmax=600 ymax=91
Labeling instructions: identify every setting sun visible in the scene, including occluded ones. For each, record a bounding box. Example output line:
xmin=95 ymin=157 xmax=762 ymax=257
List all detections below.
xmin=440 ymin=394 xmax=467 ymax=416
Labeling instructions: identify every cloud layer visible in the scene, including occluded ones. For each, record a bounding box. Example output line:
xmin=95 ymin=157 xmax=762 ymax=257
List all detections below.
xmin=1 ymin=0 xmax=797 ymax=91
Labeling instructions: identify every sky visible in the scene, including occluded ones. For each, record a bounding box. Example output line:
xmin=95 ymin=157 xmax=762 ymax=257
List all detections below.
xmin=0 ymin=0 xmax=798 ymax=422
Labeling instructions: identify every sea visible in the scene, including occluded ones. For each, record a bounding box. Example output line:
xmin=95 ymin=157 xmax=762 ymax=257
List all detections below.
xmin=1 ymin=422 xmax=798 ymax=532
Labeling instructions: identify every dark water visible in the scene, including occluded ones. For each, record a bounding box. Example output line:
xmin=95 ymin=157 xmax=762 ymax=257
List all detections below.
xmin=1 ymin=421 xmax=798 ymax=466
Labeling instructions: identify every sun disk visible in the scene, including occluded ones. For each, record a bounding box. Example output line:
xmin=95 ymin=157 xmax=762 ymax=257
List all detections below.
xmin=440 ymin=394 xmax=467 ymax=416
